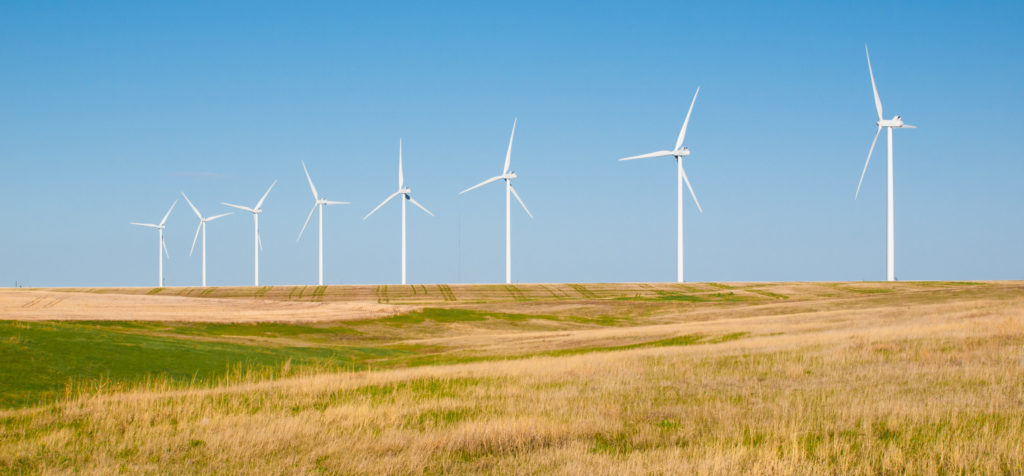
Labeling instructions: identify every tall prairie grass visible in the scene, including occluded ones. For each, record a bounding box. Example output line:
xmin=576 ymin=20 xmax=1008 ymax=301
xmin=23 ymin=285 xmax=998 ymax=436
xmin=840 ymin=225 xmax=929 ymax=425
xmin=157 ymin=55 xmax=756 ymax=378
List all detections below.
xmin=1 ymin=282 xmax=1022 ymax=474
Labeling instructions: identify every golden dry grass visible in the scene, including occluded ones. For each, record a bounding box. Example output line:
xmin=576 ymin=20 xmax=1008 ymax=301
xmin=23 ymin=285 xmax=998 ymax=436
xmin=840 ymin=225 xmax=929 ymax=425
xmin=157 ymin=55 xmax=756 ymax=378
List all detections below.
xmin=0 ymin=288 xmax=409 ymax=322
xmin=2 ymin=281 xmax=1023 ymax=474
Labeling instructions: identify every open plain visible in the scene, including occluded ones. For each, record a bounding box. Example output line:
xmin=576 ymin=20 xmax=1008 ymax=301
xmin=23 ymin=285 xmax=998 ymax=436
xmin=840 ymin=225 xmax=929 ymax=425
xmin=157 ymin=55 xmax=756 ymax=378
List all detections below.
xmin=1 ymin=281 xmax=1022 ymax=474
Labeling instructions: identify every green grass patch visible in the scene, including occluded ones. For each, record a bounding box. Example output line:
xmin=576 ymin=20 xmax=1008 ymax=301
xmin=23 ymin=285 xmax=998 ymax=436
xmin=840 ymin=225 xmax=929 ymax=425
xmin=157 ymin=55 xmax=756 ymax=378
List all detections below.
xmin=829 ymin=284 xmax=894 ymax=294
xmin=73 ymin=320 xmax=362 ymax=339
xmin=0 ymin=321 xmax=409 ymax=408
xmin=709 ymin=332 xmax=750 ymax=343
xmin=370 ymin=308 xmax=490 ymax=325
xmin=359 ymin=308 xmax=613 ymax=327
xmin=310 ymin=376 xmax=493 ymax=411
xmin=615 ymin=291 xmax=758 ymax=303
xmin=746 ymin=289 xmax=789 ymax=299
xmin=911 ymin=281 xmax=986 ymax=287
xmin=407 ymin=407 xmax=479 ymax=428
xmin=539 ymin=332 xmax=743 ymax=358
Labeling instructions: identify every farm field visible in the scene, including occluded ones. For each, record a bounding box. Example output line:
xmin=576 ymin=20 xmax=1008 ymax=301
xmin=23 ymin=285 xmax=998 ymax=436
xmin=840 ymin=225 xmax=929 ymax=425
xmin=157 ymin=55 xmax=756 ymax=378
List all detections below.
xmin=1 ymin=281 xmax=1022 ymax=474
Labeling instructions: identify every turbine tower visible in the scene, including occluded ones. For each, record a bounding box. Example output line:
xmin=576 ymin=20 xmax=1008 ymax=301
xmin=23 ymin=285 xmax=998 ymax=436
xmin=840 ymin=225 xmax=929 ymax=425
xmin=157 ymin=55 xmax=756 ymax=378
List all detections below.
xmin=130 ymin=200 xmax=177 ymax=287
xmin=364 ymin=139 xmax=434 ymax=285
xmin=460 ymin=118 xmax=533 ymax=284
xmin=619 ymin=88 xmax=703 ymax=283
xmin=222 ymin=181 xmax=276 ymax=286
xmin=297 ymin=161 xmax=349 ymax=285
xmin=856 ymin=46 xmax=915 ymax=282
xmin=181 ymin=192 xmax=231 ymax=287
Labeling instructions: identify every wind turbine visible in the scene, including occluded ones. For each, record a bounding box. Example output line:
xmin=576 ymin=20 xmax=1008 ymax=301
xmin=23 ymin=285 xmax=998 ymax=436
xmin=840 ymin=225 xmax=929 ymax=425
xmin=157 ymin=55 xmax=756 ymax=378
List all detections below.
xmin=181 ymin=192 xmax=231 ymax=287
xmin=618 ymin=88 xmax=703 ymax=283
xmin=297 ymin=161 xmax=349 ymax=285
xmin=856 ymin=45 xmax=915 ymax=282
xmin=222 ymin=181 xmax=276 ymax=286
xmin=460 ymin=118 xmax=533 ymax=284
xmin=130 ymin=200 xmax=177 ymax=287
xmin=364 ymin=139 xmax=434 ymax=285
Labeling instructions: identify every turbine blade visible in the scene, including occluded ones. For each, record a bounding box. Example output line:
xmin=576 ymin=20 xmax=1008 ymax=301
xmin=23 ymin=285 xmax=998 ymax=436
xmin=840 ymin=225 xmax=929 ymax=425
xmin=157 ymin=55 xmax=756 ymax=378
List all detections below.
xmin=856 ymin=126 xmax=883 ymax=199
xmin=190 ymin=222 xmax=202 ymax=256
xmin=407 ymin=196 xmax=434 ymax=216
xmin=363 ymin=191 xmax=400 ymax=220
xmin=398 ymin=139 xmax=404 ymax=189
xmin=503 ymin=118 xmax=517 ymax=174
xmin=618 ymin=150 xmax=675 ymax=161
xmin=162 ymin=235 xmax=170 ymax=259
xmin=459 ymin=175 xmax=503 ymax=194
xmin=675 ymin=87 xmax=700 ymax=150
xmin=324 ymin=200 xmax=350 ymax=205
xmin=181 ymin=192 xmax=202 ymax=219
xmin=206 ymin=212 xmax=232 ymax=221
xmin=255 ymin=180 xmax=276 ymax=209
xmin=866 ymin=45 xmax=883 ymax=121
xmin=510 ymin=185 xmax=533 ymax=219
xmin=222 ymin=202 xmax=254 ymax=213
xmin=901 ymin=124 xmax=917 ymax=129
xmin=160 ymin=200 xmax=177 ymax=226
xmin=301 ymin=161 xmax=319 ymax=200
xmin=297 ymin=203 xmax=317 ymax=241
xmin=130 ymin=222 xmax=160 ymax=229
xmin=257 ymin=231 xmax=263 ymax=251
xmin=679 ymin=166 xmax=703 ymax=214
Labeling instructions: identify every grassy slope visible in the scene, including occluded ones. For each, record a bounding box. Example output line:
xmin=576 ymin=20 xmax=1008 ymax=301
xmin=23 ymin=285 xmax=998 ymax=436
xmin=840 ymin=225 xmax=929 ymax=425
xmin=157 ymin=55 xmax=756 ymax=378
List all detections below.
xmin=1 ymin=281 xmax=1022 ymax=474
xmin=2 ymin=305 xmax=752 ymax=409
xmin=0 ymin=321 xmax=407 ymax=408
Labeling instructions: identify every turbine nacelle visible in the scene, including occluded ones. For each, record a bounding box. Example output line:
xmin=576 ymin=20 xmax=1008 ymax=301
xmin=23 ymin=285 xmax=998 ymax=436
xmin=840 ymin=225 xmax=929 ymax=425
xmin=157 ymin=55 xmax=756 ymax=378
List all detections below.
xmin=504 ymin=172 xmax=518 ymax=180
xmin=222 ymin=180 xmax=276 ymax=217
xmin=877 ymin=115 xmax=914 ymax=128
xmin=618 ymin=87 xmax=700 ymax=164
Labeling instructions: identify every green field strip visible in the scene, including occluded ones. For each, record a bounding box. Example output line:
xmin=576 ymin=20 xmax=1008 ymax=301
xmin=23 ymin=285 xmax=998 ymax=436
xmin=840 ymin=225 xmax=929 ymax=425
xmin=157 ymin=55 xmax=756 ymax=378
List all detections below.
xmin=0 ymin=321 xmax=411 ymax=409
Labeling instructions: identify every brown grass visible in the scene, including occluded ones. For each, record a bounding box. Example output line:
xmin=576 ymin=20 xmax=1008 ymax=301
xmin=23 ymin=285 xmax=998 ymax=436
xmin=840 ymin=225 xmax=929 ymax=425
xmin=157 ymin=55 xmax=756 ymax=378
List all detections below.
xmin=2 ymin=281 xmax=1023 ymax=474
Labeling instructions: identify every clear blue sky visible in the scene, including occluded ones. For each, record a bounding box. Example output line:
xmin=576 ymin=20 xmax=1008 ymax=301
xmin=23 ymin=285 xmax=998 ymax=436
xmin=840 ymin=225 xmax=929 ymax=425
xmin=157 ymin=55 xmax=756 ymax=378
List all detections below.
xmin=2 ymin=1 xmax=1022 ymax=287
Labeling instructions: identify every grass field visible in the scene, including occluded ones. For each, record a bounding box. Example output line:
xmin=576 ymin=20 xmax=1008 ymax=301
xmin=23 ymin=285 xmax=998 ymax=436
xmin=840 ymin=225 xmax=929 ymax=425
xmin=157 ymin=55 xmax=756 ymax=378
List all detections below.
xmin=1 ymin=281 xmax=1022 ymax=474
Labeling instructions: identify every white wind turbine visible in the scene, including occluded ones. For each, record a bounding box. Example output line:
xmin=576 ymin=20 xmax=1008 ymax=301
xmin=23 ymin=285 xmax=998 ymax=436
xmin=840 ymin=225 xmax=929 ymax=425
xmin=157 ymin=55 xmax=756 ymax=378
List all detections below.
xmin=619 ymin=88 xmax=703 ymax=283
xmin=130 ymin=200 xmax=177 ymax=287
xmin=297 ymin=161 xmax=349 ymax=285
xmin=855 ymin=45 xmax=915 ymax=282
xmin=222 ymin=181 xmax=276 ymax=286
xmin=181 ymin=192 xmax=232 ymax=287
xmin=460 ymin=118 xmax=533 ymax=284
xmin=364 ymin=140 xmax=434 ymax=285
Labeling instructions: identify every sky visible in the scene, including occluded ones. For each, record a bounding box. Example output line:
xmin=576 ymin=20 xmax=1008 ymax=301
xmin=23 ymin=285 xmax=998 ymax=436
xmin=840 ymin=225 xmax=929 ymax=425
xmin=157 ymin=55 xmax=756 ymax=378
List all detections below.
xmin=1 ymin=1 xmax=1022 ymax=287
